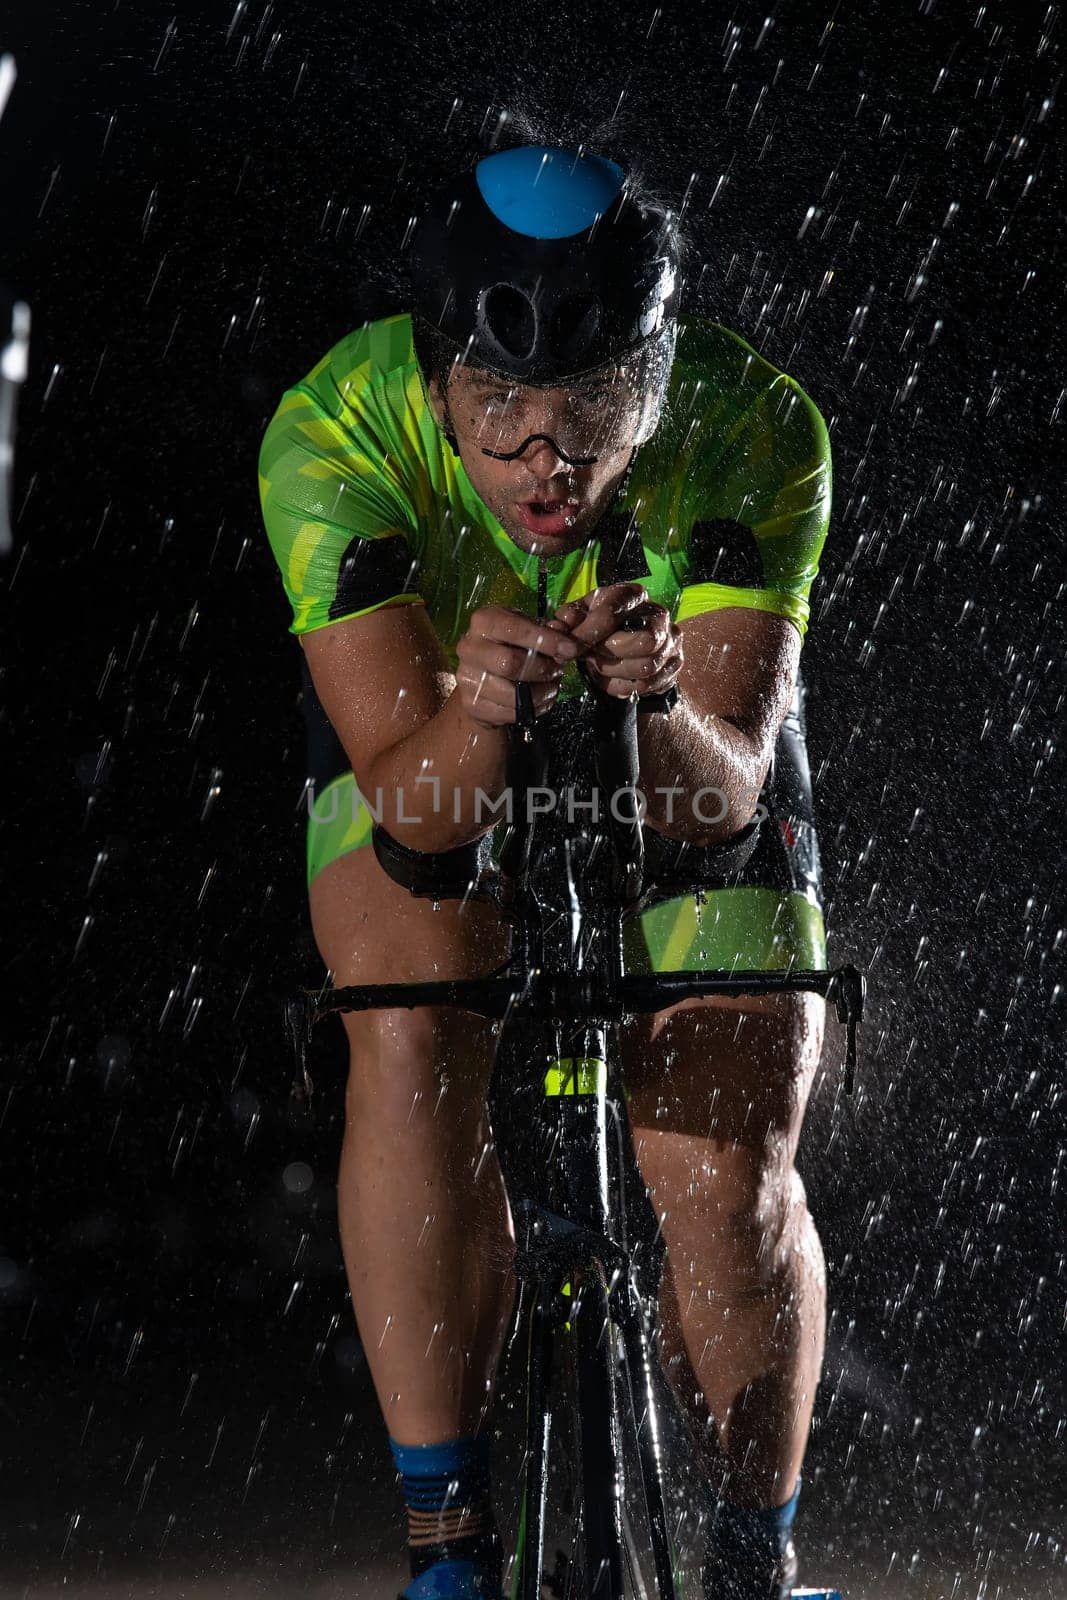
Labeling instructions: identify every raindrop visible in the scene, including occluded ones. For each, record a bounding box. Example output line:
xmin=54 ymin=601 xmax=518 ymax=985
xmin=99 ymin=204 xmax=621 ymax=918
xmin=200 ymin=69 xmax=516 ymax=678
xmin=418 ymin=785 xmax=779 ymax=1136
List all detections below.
xmin=283 ymin=1161 xmax=314 ymax=1195
xmin=153 ymin=18 xmax=177 ymax=73
xmin=797 ymin=205 xmax=817 ymax=241
xmin=96 ymin=1035 xmax=131 ymax=1090
xmin=201 ymin=768 xmax=224 ymax=821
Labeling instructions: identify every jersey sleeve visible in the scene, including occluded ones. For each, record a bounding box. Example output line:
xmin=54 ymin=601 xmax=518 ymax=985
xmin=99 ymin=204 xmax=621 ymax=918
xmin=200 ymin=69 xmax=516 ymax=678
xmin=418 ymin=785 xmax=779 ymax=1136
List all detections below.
xmin=676 ymin=372 xmax=831 ymax=643
xmin=257 ymin=379 xmax=424 ymax=636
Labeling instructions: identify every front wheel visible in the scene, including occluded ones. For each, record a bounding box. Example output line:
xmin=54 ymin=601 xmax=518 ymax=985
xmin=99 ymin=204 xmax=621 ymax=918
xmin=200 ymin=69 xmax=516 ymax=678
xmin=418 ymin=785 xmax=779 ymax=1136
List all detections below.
xmin=572 ymin=1262 xmax=627 ymax=1600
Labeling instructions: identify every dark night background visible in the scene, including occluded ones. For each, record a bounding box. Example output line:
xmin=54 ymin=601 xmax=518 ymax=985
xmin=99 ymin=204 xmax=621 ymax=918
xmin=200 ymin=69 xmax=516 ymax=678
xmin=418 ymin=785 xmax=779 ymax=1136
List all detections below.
xmin=1 ymin=2 xmax=1064 ymax=1596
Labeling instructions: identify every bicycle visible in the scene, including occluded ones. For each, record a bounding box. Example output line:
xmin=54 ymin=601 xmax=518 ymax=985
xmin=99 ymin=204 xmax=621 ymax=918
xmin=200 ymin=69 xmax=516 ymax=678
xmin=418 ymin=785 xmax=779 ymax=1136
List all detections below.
xmin=286 ymin=668 xmax=863 ymax=1600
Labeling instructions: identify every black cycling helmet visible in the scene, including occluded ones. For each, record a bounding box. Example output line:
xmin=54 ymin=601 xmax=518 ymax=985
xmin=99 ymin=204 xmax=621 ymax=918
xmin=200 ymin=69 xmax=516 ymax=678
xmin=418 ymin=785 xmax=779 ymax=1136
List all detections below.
xmin=407 ymin=143 xmax=681 ymax=385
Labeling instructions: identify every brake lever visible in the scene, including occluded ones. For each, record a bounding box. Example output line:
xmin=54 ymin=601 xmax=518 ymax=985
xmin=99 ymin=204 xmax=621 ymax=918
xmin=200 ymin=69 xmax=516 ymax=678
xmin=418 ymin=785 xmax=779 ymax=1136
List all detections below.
xmin=828 ymin=963 xmax=866 ymax=1096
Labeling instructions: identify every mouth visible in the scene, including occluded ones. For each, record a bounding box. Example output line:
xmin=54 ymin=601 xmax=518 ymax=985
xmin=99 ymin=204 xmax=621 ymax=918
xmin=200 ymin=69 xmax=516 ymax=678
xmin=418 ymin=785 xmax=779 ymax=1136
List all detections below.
xmin=515 ymin=497 xmax=582 ymax=537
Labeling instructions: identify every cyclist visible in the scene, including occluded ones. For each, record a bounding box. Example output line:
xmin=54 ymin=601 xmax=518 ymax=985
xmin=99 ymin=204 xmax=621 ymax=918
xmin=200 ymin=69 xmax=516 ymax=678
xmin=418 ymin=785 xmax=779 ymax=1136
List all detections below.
xmin=259 ymin=143 xmax=833 ymax=1600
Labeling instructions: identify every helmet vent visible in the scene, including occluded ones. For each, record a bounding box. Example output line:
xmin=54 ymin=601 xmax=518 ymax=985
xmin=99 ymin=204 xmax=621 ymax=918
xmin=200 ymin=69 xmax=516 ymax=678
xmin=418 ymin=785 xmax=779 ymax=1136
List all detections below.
xmin=550 ymin=294 xmax=602 ymax=365
xmin=481 ymin=284 xmax=536 ymax=361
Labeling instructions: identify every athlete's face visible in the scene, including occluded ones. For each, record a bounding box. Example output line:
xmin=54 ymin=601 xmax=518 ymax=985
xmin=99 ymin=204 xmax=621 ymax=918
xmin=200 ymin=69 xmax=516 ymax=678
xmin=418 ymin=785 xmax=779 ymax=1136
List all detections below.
xmin=426 ymin=364 xmax=638 ymax=559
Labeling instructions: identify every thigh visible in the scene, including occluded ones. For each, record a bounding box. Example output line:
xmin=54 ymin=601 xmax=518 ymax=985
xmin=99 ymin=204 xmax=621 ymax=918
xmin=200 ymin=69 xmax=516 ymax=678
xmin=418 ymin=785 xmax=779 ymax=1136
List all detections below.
xmin=623 ymin=664 xmax=829 ymax=1146
xmin=621 ymin=988 xmax=825 ymax=1152
xmin=308 ymin=814 xmax=511 ymax=1105
xmin=307 ymin=760 xmax=509 ymax=987
xmin=309 ymin=834 xmax=509 ymax=988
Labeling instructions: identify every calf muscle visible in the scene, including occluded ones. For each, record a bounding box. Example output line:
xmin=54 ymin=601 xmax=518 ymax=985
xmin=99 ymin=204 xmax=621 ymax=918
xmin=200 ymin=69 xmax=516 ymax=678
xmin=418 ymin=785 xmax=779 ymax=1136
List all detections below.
xmin=311 ymin=845 xmax=514 ymax=1443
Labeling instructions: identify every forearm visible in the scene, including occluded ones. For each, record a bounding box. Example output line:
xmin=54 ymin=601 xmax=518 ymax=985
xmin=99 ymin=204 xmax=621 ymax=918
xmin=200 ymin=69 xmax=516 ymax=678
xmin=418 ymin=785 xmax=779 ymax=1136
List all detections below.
xmin=362 ymin=688 xmax=509 ymax=852
xmin=637 ymin=698 xmax=767 ymax=845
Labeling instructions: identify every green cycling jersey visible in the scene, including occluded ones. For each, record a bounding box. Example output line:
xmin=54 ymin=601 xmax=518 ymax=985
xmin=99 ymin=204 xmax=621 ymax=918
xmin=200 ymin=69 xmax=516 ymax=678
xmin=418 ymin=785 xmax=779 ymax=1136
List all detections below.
xmin=258 ymin=311 xmax=831 ymax=669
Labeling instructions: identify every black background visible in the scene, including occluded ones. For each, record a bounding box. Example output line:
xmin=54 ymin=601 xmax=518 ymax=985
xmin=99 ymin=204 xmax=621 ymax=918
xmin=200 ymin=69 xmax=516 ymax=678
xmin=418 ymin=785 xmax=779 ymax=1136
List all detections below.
xmin=1 ymin=2 xmax=1064 ymax=1595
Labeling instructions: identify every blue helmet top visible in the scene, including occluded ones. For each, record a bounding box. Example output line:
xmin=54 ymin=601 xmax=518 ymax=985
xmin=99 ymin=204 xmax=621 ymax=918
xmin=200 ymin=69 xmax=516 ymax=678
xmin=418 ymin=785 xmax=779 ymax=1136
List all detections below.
xmin=474 ymin=144 xmax=627 ymax=241
xmin=408 ymin=142 xmax=680 ymax=384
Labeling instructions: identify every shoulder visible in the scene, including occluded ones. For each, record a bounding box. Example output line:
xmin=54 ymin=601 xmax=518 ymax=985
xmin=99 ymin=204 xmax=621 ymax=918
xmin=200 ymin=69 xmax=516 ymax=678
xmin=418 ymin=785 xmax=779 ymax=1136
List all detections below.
xmin=259 ymin=311 xmax=436 ymax=495
xmin=275 ymin=312 xmax=420 ymax=421
xmin=309 ymin=312 xmax=417 ymax=390
xmin=669 ymin=313 xmax=773 ymax=394
xmin=672 ymin=314 xmax=828 ymax=449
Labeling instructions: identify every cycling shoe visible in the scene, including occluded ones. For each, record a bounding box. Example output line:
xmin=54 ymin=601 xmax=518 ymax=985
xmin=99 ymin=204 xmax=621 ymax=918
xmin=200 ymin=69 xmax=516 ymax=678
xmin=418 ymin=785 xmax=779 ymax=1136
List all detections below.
xmin=701 ymin=1529 xmax=799 ymax=1600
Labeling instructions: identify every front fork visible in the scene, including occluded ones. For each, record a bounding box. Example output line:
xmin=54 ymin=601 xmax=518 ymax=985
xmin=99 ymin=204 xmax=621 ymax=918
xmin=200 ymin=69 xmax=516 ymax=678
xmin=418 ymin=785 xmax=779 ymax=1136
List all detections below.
xmin=511 ymin=1026 xmax=682 ymax=1600
xmin=515 ymin=1276 xmax=555 ymax=1600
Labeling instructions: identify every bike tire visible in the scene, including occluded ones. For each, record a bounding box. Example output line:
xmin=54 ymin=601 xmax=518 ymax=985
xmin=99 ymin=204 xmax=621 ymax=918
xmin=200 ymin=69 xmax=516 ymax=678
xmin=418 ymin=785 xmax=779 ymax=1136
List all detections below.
xmin=571 ymin=1261 xmax=627 ymax=1600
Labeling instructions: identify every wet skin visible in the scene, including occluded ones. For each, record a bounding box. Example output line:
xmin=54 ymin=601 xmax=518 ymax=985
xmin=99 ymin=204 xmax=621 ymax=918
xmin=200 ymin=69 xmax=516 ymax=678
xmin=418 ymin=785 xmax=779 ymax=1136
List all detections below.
xmin=303 ymin=369 xmax=828 ymax=1512
xmin=428 ymin=363 xmax=638 ymax=558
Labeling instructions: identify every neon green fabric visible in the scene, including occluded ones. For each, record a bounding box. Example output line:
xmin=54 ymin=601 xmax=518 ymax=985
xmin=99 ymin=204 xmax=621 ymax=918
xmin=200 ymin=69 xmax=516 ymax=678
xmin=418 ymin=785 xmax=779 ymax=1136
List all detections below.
xmin=622 ymin=886 xmax=826 ymax=975
xmin=305 ymin=771 xmax=826 ymax=973
xmin=264 ymin=309 xmax=832 ymax=975
xmin=306 ymin=772 xmax=376 ymax=879
xmin=258 ymin=311 xmax=831 ymax=662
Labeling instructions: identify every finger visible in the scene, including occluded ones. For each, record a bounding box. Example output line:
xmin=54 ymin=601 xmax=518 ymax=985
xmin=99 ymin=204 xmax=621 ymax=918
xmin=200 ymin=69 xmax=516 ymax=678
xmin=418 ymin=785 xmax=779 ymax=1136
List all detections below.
xmin=602 ymin=601 xmax=671 ymax=648
xmin=458 ymin=666 xmax=513 ymax=715
xmin=472 ymin=607 xmax=580 ymax=661
xmin=641 ymin=657 xmax=683 ymax=695
xmin=456 ymin=685 xmax=512 ymax=725
xmin=584 ymin=582 xmax=648 ymax=611
xmin=532 ymin=680 xmax=562 ymax=716
xmin=601 ymin=675 xmax=643 ymax=699
xmin=584 ymin=644 xmax=682 ymax=693
xmin=460 ymin=639 xmax=566 ymax=683
xmin=637 ymin=644 xmax=683 ymax=686
xmin=458 ymin=668 xmax=561 ymax=721
xmin=549 ymin=602 xmax=588 ymax=631
xmin=559 ymin=584 xmax=642 ymax=616
xmin=594 ymin=620 xmax=672 ymax=661
xmin=566 ymin=589 xmax=654 ymax=650
xmin=564 ymin=608 xmax=637 ymax=651
xmin=589 ymin=633 xmax=677 ymax=678
xmin=588 ymin=651 xmax=652 ymax=683
xmin=580 ymin=657 xmax=641 ymax=697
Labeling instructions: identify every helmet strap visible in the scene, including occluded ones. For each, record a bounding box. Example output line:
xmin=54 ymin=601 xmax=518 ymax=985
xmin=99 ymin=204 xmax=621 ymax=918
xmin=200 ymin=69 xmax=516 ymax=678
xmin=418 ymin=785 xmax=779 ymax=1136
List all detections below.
xmin=441 ymin=396 xmax=460 ymax=458
xmin=413 ymin=350 xmax=461 ymax=455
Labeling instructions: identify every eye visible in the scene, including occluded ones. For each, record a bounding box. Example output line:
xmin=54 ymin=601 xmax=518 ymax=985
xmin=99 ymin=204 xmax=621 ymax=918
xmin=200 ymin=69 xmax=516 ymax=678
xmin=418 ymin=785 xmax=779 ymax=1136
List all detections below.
xmin=571 ymin=387 xmax=616 ymax=408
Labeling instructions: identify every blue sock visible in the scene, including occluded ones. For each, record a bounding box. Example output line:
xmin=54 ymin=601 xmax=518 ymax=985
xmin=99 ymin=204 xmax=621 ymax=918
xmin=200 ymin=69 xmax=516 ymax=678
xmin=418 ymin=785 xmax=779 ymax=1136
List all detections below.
xmin=388 ymin=1434 xmax=498 ymax=1600
xmin=713 ymin=1475 xmax=801 ymax=1561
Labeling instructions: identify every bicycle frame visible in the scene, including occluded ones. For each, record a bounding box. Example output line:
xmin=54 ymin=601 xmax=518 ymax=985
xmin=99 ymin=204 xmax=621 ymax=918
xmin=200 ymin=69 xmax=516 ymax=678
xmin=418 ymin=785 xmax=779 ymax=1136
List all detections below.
xmin=506 ymin=1023 xmax=682 ymax=1600
xmin=285 ymin=682 xmax=864 ymax=1600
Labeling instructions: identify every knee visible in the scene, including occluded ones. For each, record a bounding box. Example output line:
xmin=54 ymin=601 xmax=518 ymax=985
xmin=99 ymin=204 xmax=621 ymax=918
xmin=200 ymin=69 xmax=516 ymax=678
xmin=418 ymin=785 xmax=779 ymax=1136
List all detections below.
xmin=627 ymin=991 xmax=825 ymax=1143
xmin=700 ymin=1149 xmax=810 ymax=1283
xmin=342 ymin=1006 xmax=461 ymax=1130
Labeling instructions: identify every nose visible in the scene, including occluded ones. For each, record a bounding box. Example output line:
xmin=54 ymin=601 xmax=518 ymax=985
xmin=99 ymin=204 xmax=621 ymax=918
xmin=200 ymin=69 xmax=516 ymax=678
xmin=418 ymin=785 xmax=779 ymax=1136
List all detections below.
xmin=521 ymin=435 xmax=570 ymax=478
